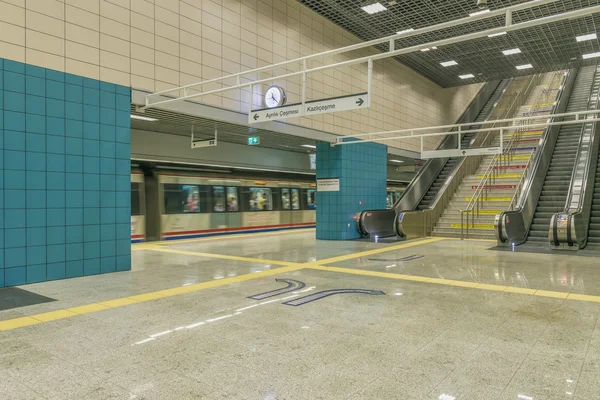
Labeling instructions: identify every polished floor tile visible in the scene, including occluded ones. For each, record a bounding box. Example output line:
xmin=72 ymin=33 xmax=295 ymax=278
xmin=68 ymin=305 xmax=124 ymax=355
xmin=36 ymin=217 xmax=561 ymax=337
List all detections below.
xmin=1 ymin=232 xmax=600 ymax=399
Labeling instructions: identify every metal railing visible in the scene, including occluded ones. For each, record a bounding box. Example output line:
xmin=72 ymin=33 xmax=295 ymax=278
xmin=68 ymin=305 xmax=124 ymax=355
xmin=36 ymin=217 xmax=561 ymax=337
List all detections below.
xmin=505 ymin=71 xmax=567 ymax=212
xmin=459 ymin=74 xmax=543 ymax=239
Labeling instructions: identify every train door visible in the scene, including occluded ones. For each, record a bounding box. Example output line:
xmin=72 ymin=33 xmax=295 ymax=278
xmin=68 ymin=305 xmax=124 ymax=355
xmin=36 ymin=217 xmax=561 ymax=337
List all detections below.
xmin=210 ymin=186 xmax=228 ymax=229
xmin=280 ymin=188 xmax=292 ymax=225
xmin=144 ymin=169 xmax=161 ymax=241
xmin=225 ymin=186 xmax=242 ymax=229
xmin=290 ymin=187 xmax=302 ymax=224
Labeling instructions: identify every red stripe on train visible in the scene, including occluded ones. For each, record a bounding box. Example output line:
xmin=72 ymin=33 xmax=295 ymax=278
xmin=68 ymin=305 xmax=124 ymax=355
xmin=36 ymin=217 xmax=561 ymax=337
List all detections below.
xmin=163 ymin=222 xmax=316 ymax=236
xmin=131 ymin=234 xmax=145 ymax=239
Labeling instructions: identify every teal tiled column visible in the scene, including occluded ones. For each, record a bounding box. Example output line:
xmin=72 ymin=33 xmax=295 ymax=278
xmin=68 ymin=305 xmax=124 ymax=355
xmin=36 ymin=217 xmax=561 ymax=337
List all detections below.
xmin=0 ymin=58 xmax=131 ymax=288
xmin=316 ymin=140 xmax=387 ymax=240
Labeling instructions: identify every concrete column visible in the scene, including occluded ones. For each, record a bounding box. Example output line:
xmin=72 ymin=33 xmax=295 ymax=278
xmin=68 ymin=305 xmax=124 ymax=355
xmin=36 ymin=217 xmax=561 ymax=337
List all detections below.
xmin=316 ymin=140 xmax=387 ymax=240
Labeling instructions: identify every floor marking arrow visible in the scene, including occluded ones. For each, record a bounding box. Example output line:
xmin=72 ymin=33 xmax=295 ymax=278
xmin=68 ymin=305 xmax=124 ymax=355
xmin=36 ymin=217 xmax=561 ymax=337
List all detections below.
xmin=282 ymin=289 xmax=385 ymax=306
xmin=247 ymin=279 xmax=306 ymax=300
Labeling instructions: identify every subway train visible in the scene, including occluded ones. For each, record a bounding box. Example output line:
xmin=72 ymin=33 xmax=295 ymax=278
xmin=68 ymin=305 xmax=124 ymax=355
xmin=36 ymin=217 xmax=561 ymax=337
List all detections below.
xmin=130 ymin=167 xmax=405 ymax=243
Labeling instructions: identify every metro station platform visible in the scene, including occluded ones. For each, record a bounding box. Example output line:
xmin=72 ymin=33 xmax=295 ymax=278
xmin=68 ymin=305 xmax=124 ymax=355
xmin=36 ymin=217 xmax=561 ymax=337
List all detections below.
xmin=1 ymin=230 xmax=600 ymax=399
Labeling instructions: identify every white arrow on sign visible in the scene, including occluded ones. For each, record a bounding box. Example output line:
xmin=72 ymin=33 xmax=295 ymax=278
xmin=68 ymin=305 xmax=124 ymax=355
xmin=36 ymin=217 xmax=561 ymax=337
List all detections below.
xmin=421 ymin=146 xmax=502 ymax=159
xmin=249 ymin=92 xmax=368 ymax=123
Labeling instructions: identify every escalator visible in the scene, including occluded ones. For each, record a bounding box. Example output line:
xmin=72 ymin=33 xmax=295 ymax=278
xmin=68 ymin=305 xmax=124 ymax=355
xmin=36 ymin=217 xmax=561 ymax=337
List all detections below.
xmin=589 ymin=159 xmax=600 ymax=246
xmin=416 ymin=80 xmax=510 ymax=210
xmin=357 ymin=79 xmax=511 ymax=238
xmin=527 ymin=66 xmax=597 ymax=243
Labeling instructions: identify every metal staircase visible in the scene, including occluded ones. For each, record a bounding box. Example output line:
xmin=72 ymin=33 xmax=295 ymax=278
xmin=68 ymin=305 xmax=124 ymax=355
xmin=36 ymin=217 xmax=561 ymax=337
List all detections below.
xmin=527 ymin=66 xmax=598 ymax=243
xmin=430 ymin=72 xmax=564 ymax=239
xmin=416 ymin=80 xmax=510 ymax=210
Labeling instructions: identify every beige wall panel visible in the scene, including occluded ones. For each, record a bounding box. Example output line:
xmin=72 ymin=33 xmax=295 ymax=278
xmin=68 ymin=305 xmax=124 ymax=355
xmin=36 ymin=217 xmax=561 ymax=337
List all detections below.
xmin=0 ymin=0 xmax=481 ymax=153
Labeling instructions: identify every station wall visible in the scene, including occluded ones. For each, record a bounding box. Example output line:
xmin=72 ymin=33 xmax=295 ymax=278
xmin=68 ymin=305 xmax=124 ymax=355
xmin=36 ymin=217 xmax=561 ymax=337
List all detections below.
xmin=131 ymin=128 xmax=314 ymax=173
xmin=0 ymin=57 xmax=131 ymax=288
xmin=0 ymin=0 xmax=481 ymax=153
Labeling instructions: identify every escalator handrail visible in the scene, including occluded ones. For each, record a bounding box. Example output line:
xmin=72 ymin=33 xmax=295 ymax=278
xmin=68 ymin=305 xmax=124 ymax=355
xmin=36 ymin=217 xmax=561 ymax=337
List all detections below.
xmin=563 ymin=64 xmax=600 ymax=214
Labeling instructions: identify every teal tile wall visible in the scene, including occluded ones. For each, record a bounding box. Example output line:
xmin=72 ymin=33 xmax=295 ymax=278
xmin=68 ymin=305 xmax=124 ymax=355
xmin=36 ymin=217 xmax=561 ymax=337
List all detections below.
xmin=0 ymin=58 xmax=131 ymax=288
xmin=316 ymin=140 xmax=387 ymax=240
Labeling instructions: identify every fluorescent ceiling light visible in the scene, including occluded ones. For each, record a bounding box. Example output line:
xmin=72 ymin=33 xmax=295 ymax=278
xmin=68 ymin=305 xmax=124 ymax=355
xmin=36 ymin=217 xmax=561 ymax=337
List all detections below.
xmin=397 ymin=28 xmax=415 ymax=35
xmin=301 ymin=144 xmax=316 ymax=149
xmin=502 ymin=48 xmax=522 ymax=55
xmin=469 ymin=9 xmax=490 ymax=17
xmin=390 ymin=159 xmax=404 ymax=163
xmin=576 ymin=33 xmax=597 ymax=42
xmin=459 ymin=74 xmax=475 ymax=79
xmin=440 ymin=60 xmax=458 ymax=67
xmin=583 ymin=52 xmax=600 ymax=59
xmin=516 ymin=64 xmax=533 ymax=70
xmin=488 ymin=31 xmax=507 ymax=37
xmin=131 ymin=114 xmax=158 ymax=122
xmin=421 ymin=46 xmax=438 ymax=52
xmin=361 ymin=2 xmax=387 ymax=14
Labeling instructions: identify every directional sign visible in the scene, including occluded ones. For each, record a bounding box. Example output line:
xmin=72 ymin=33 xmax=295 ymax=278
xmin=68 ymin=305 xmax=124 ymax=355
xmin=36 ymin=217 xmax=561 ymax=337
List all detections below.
xmin=247 ymin=136 xmax=260 ymax=145
xmin=249 ymin=92 xmax=369 ymax=123
xmin=247 ymin=279 xmax=306 ymax=300
xmin=421 ymin=146 xmax=501 ymax=159
xmin=282 ymin=289 xmax=385 ymax=306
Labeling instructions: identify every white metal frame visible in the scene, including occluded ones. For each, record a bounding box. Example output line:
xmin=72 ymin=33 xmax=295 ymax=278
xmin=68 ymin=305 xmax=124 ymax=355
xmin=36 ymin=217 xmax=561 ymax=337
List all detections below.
xmin=190 ymin=124 xmax=218 ymax=149
xmin=138 ymin=0 xmax=598 ymax=113
xmin=333 ymin=110 xmax=600 ymax=150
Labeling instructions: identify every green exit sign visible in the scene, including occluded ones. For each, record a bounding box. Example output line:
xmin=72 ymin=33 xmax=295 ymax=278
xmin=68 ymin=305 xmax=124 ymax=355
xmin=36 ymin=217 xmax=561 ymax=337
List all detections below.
xmin=247 ymin=136 xmax=260 ymax=145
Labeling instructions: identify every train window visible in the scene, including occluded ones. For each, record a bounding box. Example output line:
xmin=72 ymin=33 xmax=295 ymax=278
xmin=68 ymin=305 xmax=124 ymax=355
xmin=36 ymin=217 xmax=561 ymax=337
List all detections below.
xmin=163 ymin=184 xmax=208 ymax=214
xmin=213 ymin=186 xmax=226 ymax=212
xmin=291 ymin=188 xmax=300 ymax=210
xmin=281 ymin=188 xmax=290 ymax=210
xmin=306 ymin=189 xmax=316 ymax=210
xmin=227 ymin=187 xmax=239 ymax=212
xmin=249 ymin=187 xmax=273 ymax=211
xmin=131 ymin=182 xmax=142 ymax=216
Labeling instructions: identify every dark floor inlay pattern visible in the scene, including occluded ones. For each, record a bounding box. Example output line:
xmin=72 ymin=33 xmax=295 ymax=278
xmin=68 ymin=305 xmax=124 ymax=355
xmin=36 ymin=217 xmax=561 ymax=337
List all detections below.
xmin=0 ymin=287 xmax=57 ymax=311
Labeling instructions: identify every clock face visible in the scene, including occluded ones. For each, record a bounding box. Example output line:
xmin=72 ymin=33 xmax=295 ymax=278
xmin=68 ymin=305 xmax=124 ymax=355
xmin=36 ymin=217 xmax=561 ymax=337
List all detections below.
xmin=265 ymin=86 xmax=285 ymax=108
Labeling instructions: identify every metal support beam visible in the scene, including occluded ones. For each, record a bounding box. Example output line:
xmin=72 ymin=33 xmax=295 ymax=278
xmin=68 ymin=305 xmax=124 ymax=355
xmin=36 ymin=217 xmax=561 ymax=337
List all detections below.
xmin=141 ymin=0 xmax=564 ymax=110
xmin=334 ymin=111 xmax=600 ymax=146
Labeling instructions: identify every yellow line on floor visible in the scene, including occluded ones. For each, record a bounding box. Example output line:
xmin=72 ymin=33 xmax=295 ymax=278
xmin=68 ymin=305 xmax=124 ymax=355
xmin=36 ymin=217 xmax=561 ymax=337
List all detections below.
xmin=142 ymin=246 xmax=296 ymax=267
xmin=306 ymin=237 xmax=447 ymax=266
xmin=0 ymin=265 xmax=305 ymax=332
xmin=306 ymin=265 xmax=600 ymax=302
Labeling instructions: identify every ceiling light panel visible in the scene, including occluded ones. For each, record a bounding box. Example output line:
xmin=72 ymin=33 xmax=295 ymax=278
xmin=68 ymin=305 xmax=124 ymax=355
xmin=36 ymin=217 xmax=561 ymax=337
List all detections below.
xmin=299 ymin=0 xmax=598 ymax=87
xmin=469 ymin=9 xmax=490 ymax=17
xmin=576 ymin=33 xmax=597 ymax=42
xmin=131 ymin=114 xmax=158 ymax=122
xmin=502 ymin=48 xmax=522 ymax=55
xmin=516 ymin=64 xmax=533 ymax=70
xmin=459 ymin=74 xmax=475 ymax=79
xmin=440 ymin=60 xmax=458 ymax=67
xmin=361 ymin=2 xmax=387 ymax=14
xmin=583 ymin=52 xmax=600 ymax=59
